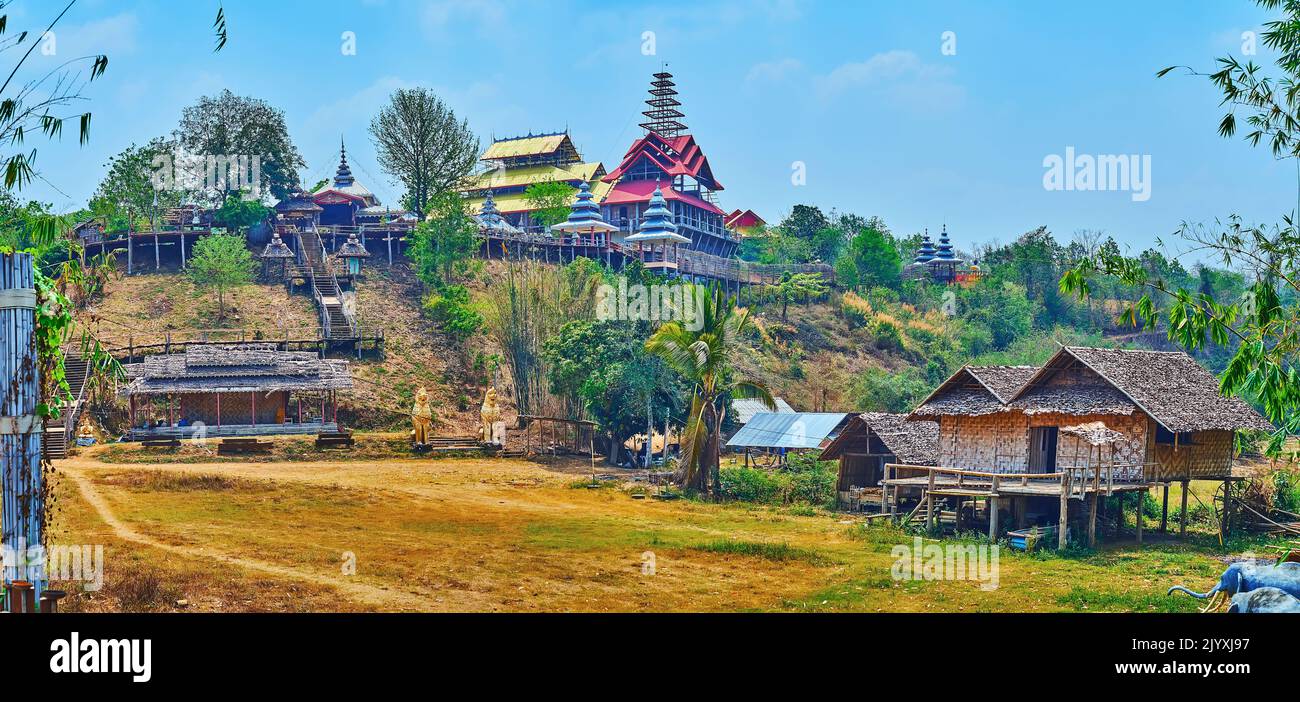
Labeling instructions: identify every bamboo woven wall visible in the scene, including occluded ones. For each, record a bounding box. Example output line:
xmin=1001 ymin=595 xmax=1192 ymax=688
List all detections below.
xmin=938 ymin=411 xmax=1148 ymax=475
xmin=175 ymin=391 xmax=289 ymax=425
xmin=1151 ymin=428 xmax=1234 ymax=480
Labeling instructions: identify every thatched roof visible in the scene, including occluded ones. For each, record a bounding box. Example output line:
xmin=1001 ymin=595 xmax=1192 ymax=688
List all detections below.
xmin=860 ymin=412 xmax=939 ymax=465
xmin=121 ymin=344 xmax=352 ymax=395
xmin=1011 ymin=347 xmax=1274 ymax=433
xmin=911 ymin=365 xmax=1037 ymax=417
xmin=820 ymin=413 xmax=939 ymax=465
xmin=1010 ymin=383 xmax=1138 ymax=416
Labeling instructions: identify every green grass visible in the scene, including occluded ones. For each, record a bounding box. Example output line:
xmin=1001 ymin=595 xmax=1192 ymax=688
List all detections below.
xmin=690 ymin=539 xmax=837 ymax=566
xmin=1055 ymin=586 xmax=1199 ymax=613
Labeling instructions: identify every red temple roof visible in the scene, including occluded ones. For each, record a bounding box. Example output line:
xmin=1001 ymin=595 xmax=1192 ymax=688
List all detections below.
xmin=603 ymin=179 xmax=726 ymax=216
xmin=725 ymin=209 xmax=765 ymax=229
xmin=602 ymin=132 xmax=722 ymax=191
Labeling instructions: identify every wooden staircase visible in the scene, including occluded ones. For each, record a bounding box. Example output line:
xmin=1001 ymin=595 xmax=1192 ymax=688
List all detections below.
xmin=42 ymin=355 xmax=90 ymax=460
xmin=299 ymin=227 xmax=355 ymax=341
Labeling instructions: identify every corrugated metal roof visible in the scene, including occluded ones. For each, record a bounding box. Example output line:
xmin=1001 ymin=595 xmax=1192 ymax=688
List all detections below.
xmin=726 ymin=412 xmax=849 ymax=450
xmin=731 ymin=396 xmax=795 ymax=424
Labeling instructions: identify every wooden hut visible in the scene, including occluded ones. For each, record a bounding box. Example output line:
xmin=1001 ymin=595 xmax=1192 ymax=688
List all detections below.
xmin=884 ymin=347 xmax=1274 ymax=547
xmin=119 ymin=344 xmax=352 ymax=440
xmin=820 ymin=413 xmax=939 ymax=491
xmin=820 ymin=412 xmax=938 ymax=512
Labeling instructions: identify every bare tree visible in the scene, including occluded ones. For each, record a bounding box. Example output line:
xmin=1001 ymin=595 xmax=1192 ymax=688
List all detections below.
xmin=369 ymin=88 xmax=479 ymax=219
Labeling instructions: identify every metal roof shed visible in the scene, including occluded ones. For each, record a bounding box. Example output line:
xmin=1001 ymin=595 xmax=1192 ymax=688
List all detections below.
xmin=726 ymin=412 xmax=850 ymax=451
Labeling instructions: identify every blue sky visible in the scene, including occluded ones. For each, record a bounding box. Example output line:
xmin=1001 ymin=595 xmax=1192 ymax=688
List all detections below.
xmin=18 ymin=0 xmax=1296 ymax=261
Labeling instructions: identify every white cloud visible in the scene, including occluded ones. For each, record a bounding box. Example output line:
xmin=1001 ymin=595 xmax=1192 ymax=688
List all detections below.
xmin=746 ymin=58 xmax=803 ymax=84
xmin=814 ymin=50 xmax=963 ymax=110
xmin=420 ymin=0 xmax=507 ymax=36
xmin=47 ymin=13 xmax=140 ymax=57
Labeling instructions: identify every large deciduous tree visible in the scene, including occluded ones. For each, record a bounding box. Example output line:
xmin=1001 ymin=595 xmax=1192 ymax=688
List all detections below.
xmin=369 ymin=88 xmax=479 ymax=220
xmin=174 ymin=89 xmax=305 ymax=201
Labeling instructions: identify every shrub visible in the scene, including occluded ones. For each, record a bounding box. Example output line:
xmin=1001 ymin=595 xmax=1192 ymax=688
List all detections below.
xmin=873 ymin=319 xmax=904 ymax=351
xmin=719 ymin=466 xmax=784 ymax=503
xmin=423 ymin=284 xmax=483 ymax=342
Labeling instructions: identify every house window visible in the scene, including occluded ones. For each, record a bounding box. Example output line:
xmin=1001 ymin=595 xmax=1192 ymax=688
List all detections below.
xmin=1154 ymin=426 xmax=1195 ymax=445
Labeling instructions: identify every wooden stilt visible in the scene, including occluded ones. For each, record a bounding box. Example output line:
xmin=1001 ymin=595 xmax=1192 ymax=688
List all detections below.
xmin=1160 ymin=483 xmax=1169 ymax=533
xmin=989 ymin=496 xmax=999 ymax=541
xmin=1087 ymin=491 xmax=1098 ymax=547
xmin=1058 ymin=476 xmax=1069 ymax=550
xmin=1219 ymin=478 xmax=1231 ymax=543
xmin=1136 ymin=489 xmax=1144 ymax=545
xmin=1179 ymin=479 xmax=1190 ymax=541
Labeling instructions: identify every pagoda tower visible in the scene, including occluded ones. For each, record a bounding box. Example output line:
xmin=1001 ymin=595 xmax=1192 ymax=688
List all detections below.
xmin=624 ymin=183 xmax=690 ymax=271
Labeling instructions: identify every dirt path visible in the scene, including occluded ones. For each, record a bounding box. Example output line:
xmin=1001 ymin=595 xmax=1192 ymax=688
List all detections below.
xmin=61 ymin=464 xmax=440 ymax=612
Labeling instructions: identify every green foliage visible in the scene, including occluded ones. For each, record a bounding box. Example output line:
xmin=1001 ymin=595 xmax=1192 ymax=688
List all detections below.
xmin=175 ymin=90 xmax=305 ymax=201
xmin=408 ymin=191 xmax=480 ymax=287
xmin=524 ymin=180 xmax=576 ymax=229
xmin=837 ymin=223 xmax=902 ymax=290
xmin=717 ymin=452 xmax=837 ymax=507
xmin=956 ymin=279 xmax=1036 ymax=351
xmin=851 ymin=365 xmax=931 ymax=413
xmin=213 ymin=191 xmax=269 ymax=232
xmin=766 ymin=271 xmax=829 ymax=320
xmin=778 ymin=204 xmax=829 ymax=240
xmin=422 ymin=284 xmax=482 ymax=343
xmin=187 ymin=232 xmax=256 ymax=321
xmin=90 ymin=138 xmax=182 ymax=234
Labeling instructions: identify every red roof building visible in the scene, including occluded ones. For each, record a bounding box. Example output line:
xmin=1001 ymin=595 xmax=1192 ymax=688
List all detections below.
xmin=724 ymin=209 xmax=766 ymax=235
xmin=599 ymin=72 xmax=737 ymax=258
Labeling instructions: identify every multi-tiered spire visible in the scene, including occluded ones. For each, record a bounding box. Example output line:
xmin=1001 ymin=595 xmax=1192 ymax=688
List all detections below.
xmin=551 ymin=181 xmax=617 ymax=235
xmin=640 ymin=72 xmax=687 ymax=138
xmin=475 ymin=191 xmax=521 ymax=235
xmin=931 ymin=224 xmax=962 ymax=263
xmin=913 ymin=229 xmax=937 ymax=263
xmin=334 ymin=138 xmax=355 ymax=188
xmin=626 ymin=184 xmax=690 ymax=245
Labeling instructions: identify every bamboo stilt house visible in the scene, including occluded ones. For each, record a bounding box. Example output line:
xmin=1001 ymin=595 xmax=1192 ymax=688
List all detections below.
xmin=908 ymin=347 xmax=1273 ymax=482
xmin=119 ymin=344 xmax=352 ymax=440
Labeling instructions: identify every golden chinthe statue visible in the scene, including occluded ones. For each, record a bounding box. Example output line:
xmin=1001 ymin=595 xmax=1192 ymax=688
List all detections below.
xmin=480 ymin=387 xmax=504 ymax=446
xmin=411 ymin=388 xmax=434 ymax=446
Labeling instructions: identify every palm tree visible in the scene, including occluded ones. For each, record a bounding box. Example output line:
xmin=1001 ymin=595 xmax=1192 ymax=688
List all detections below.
xmin=645 ymin=284 xmax=774 ymax=498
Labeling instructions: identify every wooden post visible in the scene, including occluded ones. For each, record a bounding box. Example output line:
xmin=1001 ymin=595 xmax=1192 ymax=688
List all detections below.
xmin=1179 ymin=479 xmax=1190 ymax=541
xmin=179 ymin=232 xmax=186 ymax=268
xmin=1 ymin=252 xmax=44 ymax=596
xmin=880 ymin=463 xmax=890 ymax=515
xmin=1136 ymin=489 xmax=1144 ymax=545
xmin=1219 ymin=478 xmax=1232 ymax=543
xmin=925 ymin=469 xmax=936 ymax=531
xmin=216 ymin=392 xmax=221 ymax=428
xmin=1058 ymin=473 xmax=1070 ymax=550
xmin=1160 ymin=483 xmax=1169 ymax=533
xmin=250 ymin=392 xmax=256 ymax=427
xmin=989 ymin=496 xmax=999 ymax=541
xmin=1087 ymin=491 xmax=1098 ymax=547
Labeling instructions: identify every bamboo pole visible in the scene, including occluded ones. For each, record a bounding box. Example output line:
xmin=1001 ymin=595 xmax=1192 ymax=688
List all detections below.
xmin=1179 ymin=479 xmax=1190 ymax=541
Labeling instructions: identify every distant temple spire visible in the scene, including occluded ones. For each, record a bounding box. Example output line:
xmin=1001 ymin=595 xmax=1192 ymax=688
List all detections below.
xmin=913 ymin=228 xmax=937 ymax=263
xmin=640 ymin=71 xmax=687 ymax=138
xmin=626 ymin=183 xmax=690 ymax=244
xmin=932 ymin=223 xmax=961 ymax=263
xmin=334 ymin=138 xmax=355 ymax=188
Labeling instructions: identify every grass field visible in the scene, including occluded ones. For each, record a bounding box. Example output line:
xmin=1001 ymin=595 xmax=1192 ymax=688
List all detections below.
xmin=46 ymin=438 xmax=1279 ymax=613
